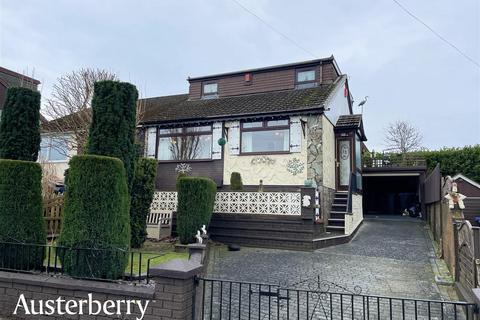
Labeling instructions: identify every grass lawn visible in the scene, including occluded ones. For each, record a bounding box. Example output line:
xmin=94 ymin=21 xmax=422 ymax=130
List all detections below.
xmin=44 ymin=240 xmax=188 ymax=276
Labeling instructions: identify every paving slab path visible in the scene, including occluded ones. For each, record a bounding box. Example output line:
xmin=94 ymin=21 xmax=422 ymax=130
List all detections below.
xmin=206 ymin=216 xmax=450 ymax=301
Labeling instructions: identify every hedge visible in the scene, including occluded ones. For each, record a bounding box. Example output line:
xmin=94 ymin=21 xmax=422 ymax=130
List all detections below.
xmin=0 ymin=160 xmax=45 ymax=269
xmin=130 ymin=158 xmax=157 ymax=248
xmin=176 ymin=177 xmax=216 ymax=244
xmin=413 ymin=145 xmax=480 ymax=182
xmin=0 ymin=87 xmax=41 ymax=161
xmin=87 ymin=81 xmax=138 ymax=193
xmin=58 ymin=155 xmax=130 ymax=279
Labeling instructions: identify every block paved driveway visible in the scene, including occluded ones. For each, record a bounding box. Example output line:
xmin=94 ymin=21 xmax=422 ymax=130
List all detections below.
xmin=206 ymin=216 xmax=447 ymax=300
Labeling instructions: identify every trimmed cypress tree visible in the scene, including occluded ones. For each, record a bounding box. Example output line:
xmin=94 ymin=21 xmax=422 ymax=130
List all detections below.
xmin=87 ymin=81 xmax=138 ymax=193
xmin=176 ymin=177 xmax=216 ymax=244
xmin=130 ymin=158 xmax=157 ymax=248
xmin=0 ymin=87 xmax=45 ymax=270
xmin=0 ymin=87 xmax=41 ymax=161
xmin=0 ymin=160 xmax=46 ymax=269
xmin=58 ymin=155 xmax=130 ymax=279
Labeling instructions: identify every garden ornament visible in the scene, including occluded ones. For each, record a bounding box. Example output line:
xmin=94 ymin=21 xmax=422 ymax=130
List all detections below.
xmin=302 ymin=195 xmax=311 ymax=207
xmin=217 ymin=137 xmax=227 ymax=146
xmin=444 ymin=182 xmax=466 ymax=210
xmin=195 ymin=230 xmax=203 ymax=244
xmin=444 ymin=181 xmax=466 ymax=221
xmin=201 ymin=224 xmax=207 ymax=235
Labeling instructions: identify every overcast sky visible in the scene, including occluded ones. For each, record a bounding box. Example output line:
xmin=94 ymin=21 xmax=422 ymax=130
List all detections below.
xmin=1 ymin=0 xmax=479 ymax=151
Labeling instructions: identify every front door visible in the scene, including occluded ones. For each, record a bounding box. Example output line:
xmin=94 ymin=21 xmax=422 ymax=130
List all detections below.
xmin=337 ymin=139 xmax=352 ymax=190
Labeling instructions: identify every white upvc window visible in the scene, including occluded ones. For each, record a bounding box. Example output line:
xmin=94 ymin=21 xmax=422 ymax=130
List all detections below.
xmin=39 ymin=135 xmax=69 ymax=162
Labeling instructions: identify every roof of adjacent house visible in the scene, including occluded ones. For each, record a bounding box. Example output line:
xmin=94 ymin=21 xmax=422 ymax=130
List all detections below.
xmin=0 ymin=66 xmax=41 ymax=85
xmin=140 ymin=83 xmax=336 ymax=125
xmin=336 ymin=114 xmax=367 ymax=141
xmin=41 ymin=109 xmax=91 ymax=132
xmin=453 ymin=174 xmax=480 ymax=190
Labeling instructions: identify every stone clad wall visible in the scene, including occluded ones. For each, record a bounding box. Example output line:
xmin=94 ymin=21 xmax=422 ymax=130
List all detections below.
xmin=306 ymin=115 xmax=323 ymax=187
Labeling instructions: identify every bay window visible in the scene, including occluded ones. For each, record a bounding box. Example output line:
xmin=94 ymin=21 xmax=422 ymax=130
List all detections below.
xmin=240 ymin=119 xmax=290 ymax=154
xmin=158 ymin=126 xmax=212 ymax=161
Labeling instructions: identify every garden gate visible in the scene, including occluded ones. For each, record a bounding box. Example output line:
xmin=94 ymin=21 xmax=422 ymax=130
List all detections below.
xmin=457 ymin=221 xmax=477 ymax=290
xmin=196 ymin=277 xmax=476 ymax=319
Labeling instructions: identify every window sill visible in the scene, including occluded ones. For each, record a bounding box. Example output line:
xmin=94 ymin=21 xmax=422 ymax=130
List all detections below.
xmin=39 ymin=160 xmax=69 ymax=164
xmin=156 ymin=159 xmax=216 ymax=164
xmin=239 ymin=151 xmax=291 ymax=156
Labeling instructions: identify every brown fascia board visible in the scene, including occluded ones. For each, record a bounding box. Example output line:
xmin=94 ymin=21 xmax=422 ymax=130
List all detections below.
xmin=187 ymin=56 xmax=335 ymax=82
xmin=139 ymin=105 xmax=325 ymax=127
xmin=0 ymin=66 xmax=41 ymax=85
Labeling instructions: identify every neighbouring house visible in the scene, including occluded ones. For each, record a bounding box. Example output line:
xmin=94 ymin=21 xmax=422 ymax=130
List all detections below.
xmin=40 ymin=115 xmax=78 ymax=183
xmin=0 ymin=66 xmax=40 ymax=119
xmin=453 ymin=174 xmax=480 ymax=223
xmin=139 ymin=57 xmax=367 ymax=249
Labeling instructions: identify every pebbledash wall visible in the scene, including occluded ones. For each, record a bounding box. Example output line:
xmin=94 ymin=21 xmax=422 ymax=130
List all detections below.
xmin=0 ymin=255 xmax=203 ymax=320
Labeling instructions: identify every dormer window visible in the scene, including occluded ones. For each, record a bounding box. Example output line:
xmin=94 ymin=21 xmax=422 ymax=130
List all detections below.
xmin=202 ymin=82 xmax=218 ymax=99
xmin=296 ymin=69 xmax=316 ymax=89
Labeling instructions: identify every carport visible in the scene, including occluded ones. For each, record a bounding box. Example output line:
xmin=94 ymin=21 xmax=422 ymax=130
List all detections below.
xmin=362 ymin=158 xmax=427 ymax=216
xmin=363 ymin=174 xmax=421 ymax=215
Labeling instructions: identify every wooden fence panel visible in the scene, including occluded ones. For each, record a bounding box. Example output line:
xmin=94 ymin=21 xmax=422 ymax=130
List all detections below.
xmin=43 ymin=195 xmax=64 ymax=238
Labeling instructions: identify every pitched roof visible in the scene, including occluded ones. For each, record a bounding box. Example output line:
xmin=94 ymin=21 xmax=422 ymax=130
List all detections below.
xmin=140 ymin=84 xmax=335 ymax=125
xmin=452 ymin=174 xmax=480 ymax=190
xmin=41 ymin=109 xmax=92 ymax=132
xmin=336 ymin=114 xmax=362 ymax=128
xmin=336 ymin=114 xmax=367 ymax=141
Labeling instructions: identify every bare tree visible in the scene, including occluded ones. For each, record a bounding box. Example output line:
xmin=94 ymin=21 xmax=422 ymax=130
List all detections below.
xmin=384 ymin=120 xmax=423 ymax=154
xmin=43 ymin=68 xmax=118 ymax=155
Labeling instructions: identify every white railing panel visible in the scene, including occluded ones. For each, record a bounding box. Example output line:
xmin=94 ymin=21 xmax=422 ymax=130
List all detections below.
xmin=148 ymin=191 xmax=301 ymax=224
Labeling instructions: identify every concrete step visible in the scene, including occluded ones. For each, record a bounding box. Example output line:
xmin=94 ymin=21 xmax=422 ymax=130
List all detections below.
xmin=326 ymin=225 xmax=345 ymax=232
xmin=211 ymin=233 xmax=314 ymax=251
xmin=327 ymin=218 xmax=345 ymax=227
xmin=208 ymin=225 xmax=314 ymax=240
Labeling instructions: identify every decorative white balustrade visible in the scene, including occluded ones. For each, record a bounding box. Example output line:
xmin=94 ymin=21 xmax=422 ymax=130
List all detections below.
xmin=148 ymin=191 xmax=302 ymax=225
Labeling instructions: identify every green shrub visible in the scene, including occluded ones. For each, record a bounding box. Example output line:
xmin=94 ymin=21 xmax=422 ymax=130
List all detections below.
xmin=87 ymin=81 xmax=138 ymax=193
xmin=0 ymin=160 xmax=45 ymax=269
xmin=0 ymin=87 xmax=41 ymax=161
xmin=412 ymin=145 xmax=480 ymax=182
xmin=176 ymin=177 xmax=216 ymax=244
xmin=130 ymin=158 xmax=157 ymax=248
xmin=58 ymin=155 xmax=130 ymax=279
xmin=230 ymin=172 xmax=243 ymax=191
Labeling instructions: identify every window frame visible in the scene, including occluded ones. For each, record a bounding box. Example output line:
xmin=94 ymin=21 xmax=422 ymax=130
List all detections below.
xmin=240 ymin=119 xmax=291 ymax=155
xmin=202 ymin=81 xmax=218 ymax=98
xmin=157 ymin=125 xmax=214 ymax=162
xmin=295 ymin=68 xmax=317 ymax=88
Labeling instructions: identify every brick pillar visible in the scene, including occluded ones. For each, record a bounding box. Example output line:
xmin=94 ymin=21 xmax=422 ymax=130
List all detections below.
xmin=149 ymin=258 xmax=203 ymax=319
